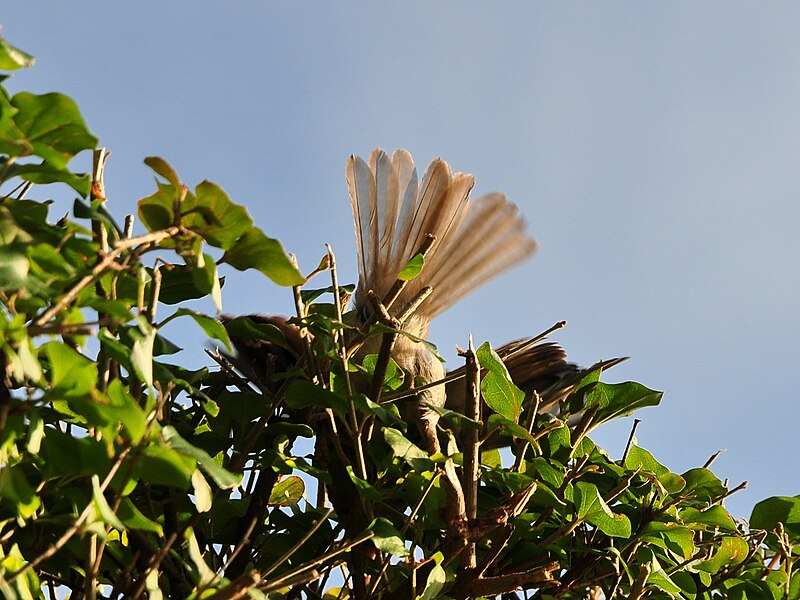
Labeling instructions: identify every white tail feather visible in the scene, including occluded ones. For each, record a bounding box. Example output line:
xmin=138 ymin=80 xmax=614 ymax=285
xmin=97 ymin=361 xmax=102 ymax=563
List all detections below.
xmin=347 ymin=148 xmax=537 ymax=334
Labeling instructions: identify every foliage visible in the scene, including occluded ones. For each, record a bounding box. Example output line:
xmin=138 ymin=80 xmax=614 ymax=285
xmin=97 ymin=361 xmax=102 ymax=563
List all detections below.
xmin=0 ymin=34 xmax=799 ymax=600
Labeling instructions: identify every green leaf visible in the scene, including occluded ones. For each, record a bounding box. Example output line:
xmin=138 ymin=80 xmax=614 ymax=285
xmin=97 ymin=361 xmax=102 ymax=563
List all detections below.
xmin=144 ymin=156 xmax=181 ymax=189
xmin=418 ymin=553 xmax=446 ymax=600
xmin=223 ymin=315 xmax=288 ymax=346
xmin=0 ymin=37 xmax=35 ymax=70
xmin=9 ymin=92 xmax=97 ymax=168
xmin=4 ymin=161 xmax=91 ymax=196
xmin=0 ymin=465 xmax=40 ymax=518
xmin=301 ymin=283 xmax=355 ymax=305
xmin=163 ymin=308 xmax=232 ymax=352
xmin=397 ymin=253 xmax=424 ymax=281
xmin=157 ymin=254 xmax=218 ymax=305
xmin=368 ymin=517 xmax=409 ymax=557
xmin=360 ymin=354 xmax=405 ymax=391
xmin=624 ymin=445 xmax=686 ymax=495
xmin=130 ymin=317 xmax=156 ymax=386
xmin=640 ymin=522 xmax=695 ymax=559
xmin=382 ymin=427 xmax=432 ymax=471
xmin=161 ymin=425 xmax=241 ymax=489
xmin=284 ymin=379 xmax=349 ymax=415
xmin=268 ymin=475 xmax=305 ymax=506
xmin=476 ymin=341 xmax=524 ymax=422
xmin=574 ymin=481 xmax=631 ymax=537
xmin=682 ymin=467 xmax=727 ymax=502
xmin=69 ymin=380 xmax=147 ymax=444
xmin=117 ymin=498 xmax=163 ymax=535
xmin=751 ymin=496 xmax=800 ymax=539
xmin=185 ymin=527 xmax=215 ymax=585
xmin=42 ymin=341 xmax=97 ymax=398
xmin=346 ymin=466 xmax=382 ymax=501
xmin=486 ymin=414 xmax=537 ymax=445
xmin=138 ymin=445 xmax=195 ymax=488
xmin=680 ymin=505 xmax=738 ymax=532
xmin=91 ymin=474 xmax=125 ymax=531
xmin=221 ymin=226 xmax=304 ymax=286
xmin=352 ymin=393 xmax=404 ymax=428
xmin=696 ymin=536 xmax=750 ymax=572
xmin=191 ymin=180 xmax=253 ymax=249
xmin=581 ymin=381 xmax=662 ymax=425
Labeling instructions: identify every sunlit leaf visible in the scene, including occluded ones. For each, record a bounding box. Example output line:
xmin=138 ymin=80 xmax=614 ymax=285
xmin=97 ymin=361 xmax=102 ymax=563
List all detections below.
xmin=192 ymin=469 xmax=213 ymax=513
xmin=9 ymin=91 xmax=97 ymax=168
xmin=42 ymin=341 xmax=97 ymax=398
xmin=161 ymin=425 xmax=241 ymax=489
xmin=221 ymin=226 xmax=304 ymax=286
xmin=91 ymin=474 xmax=125 ymax=531
xmin=0 ymin=37 xmax=35 ymax=70
xmin=117 ymin=498 xmax=163 ymax=535
xmin=751 ymin=496 xmax=800 ymax=539
xmin=476 ymin=341 xmax=523 ymax=422
xmin=268 ymin=475 xmax=305 ymax=506
xmin=398 ymin=253 xmax=424 ymax=281
xmin=368 ymin=517 xmax=409 ymax=557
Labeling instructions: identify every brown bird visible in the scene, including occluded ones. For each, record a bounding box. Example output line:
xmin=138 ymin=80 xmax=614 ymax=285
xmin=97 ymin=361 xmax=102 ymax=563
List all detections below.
xmin=228 ymin=149 xmax=622 ymax=448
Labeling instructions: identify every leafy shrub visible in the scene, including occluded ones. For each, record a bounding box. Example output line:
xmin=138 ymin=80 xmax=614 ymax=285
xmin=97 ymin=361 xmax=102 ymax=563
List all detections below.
xmin=0 ymin=34 xmax=798 ymax=600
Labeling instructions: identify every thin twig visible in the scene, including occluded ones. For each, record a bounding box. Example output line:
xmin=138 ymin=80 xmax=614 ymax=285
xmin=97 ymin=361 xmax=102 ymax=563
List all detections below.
xmin=326 ymin=244 xmax=352 ymax=398
xmin=621 ymin=419 xmax=642 ymax=463
xmin=703 ymin=449 xmax=724 ymax=469
xmin=259 ymin=531 xmax=374 ymax=593
xmin=262 ymin=508 xmax=335 ymax=578
xmin=380 ymin=233 xmax=436 ymax=312
xmin=6 ymin=446 xmax=133 ymax=583
xmin=33 ymin=226 xmax=182 ymax=327
xmin=460 ymin=336 xmax=481 ymax=569
xmin=368 ymin=471 xmax=440 ymax=597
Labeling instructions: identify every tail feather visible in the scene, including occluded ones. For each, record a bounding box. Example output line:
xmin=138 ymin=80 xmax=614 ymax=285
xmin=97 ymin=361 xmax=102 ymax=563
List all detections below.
xmin=347 ymin=148 xmax=537 ymax=329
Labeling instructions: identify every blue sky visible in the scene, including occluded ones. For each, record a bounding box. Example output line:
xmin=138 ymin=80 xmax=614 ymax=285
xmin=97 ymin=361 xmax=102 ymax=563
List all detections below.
xmin=4 ymin=3 xmax=799 ymax=518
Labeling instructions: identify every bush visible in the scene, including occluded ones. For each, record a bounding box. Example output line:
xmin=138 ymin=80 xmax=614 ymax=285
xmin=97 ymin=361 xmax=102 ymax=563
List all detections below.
xmin=0 ymin=34 xmax=798 ymax=600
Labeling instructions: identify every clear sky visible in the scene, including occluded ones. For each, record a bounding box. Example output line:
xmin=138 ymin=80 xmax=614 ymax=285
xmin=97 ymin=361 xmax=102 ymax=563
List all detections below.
xmin=4 ymin=3 xmax=799 ymax=518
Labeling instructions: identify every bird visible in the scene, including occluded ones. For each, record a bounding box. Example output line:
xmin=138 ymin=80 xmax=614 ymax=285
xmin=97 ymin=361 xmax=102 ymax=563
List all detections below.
xmin=226 ymin=148 xmax=622 ymax=450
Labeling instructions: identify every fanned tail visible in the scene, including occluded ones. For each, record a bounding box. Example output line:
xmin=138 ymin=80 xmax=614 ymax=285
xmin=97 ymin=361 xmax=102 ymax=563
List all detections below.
xmin=347 ymin=148 xmax=537 ymax=332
